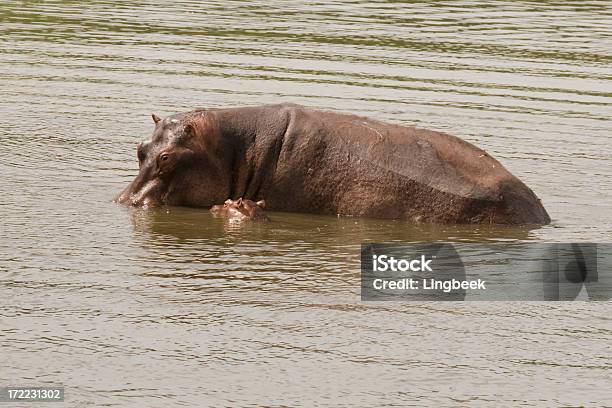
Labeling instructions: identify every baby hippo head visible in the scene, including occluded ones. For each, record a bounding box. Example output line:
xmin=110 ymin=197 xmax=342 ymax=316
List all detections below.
xmin=210 ymin=198 xmax=267 ymax=221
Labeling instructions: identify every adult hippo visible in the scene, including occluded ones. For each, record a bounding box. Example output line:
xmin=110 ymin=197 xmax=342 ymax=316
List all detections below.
xmin=115 ymin=103 xmax=550 ymax=224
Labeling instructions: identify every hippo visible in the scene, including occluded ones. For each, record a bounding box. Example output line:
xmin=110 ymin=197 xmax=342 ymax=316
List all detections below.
xmin=115 ymin=103 xmax=550 ymax=224
xmin=211 ymin=198 xmax=268 ymax=221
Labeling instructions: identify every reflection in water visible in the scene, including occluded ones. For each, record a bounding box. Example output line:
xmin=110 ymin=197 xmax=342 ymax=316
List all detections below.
xmin=131 ymin=206 xmax=538 ymax=244
xmin=127 ymin=207 xmax=542 ymax=304
xmin=1 ymin=0 xmax=611 ymax=406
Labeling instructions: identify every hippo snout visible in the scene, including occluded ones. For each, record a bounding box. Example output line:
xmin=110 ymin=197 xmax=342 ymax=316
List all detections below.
xmin=114 ymin=179 xmax=163 ymax=208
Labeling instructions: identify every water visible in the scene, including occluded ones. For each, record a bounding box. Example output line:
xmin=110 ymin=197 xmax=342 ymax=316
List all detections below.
xmin=1 ymin=1 xmax=611 ymax=406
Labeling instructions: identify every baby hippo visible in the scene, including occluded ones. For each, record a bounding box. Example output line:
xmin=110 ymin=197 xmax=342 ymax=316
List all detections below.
xmin=210 ymin=198 xmax=268 ymax=221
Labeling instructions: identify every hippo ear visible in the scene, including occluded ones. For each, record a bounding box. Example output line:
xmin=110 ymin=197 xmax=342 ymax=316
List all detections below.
xmin=256 ymin=200 xmax=266 ymax=209
xmin=151 ymin=113 xmax=161 ymax=125
xmin=236 ymin=198 xmax=243 ymax=207
xmin=183 ymin=123 xmax=196 ymax=139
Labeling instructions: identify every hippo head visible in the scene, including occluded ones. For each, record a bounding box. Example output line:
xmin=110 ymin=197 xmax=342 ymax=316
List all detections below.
xmin=115 ymin=112 xmax=230 ymax=207
xmin=210 ymin=198 xmax=267 ymax=221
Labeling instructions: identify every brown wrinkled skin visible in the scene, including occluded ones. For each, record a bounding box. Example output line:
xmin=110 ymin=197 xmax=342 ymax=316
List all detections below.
xmin=115 ymin=103 xmax=551 ymax=225
xmin=210 ymin=198 xmax=268 ymax=221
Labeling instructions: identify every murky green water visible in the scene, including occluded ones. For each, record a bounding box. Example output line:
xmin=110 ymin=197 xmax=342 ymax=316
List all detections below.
xmin=1 ymin=1 xmax=611 ymax=406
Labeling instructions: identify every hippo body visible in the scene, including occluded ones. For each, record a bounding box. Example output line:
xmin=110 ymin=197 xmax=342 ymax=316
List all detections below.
xmin=211 ymin=198 xmax=268 ymax=222
xmin=116 ymin=103 xmax=550 ymax=224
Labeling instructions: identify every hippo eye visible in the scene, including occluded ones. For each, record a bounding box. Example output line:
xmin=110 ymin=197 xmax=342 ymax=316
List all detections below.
xmin=160 ymin=153 xmax=169 ymax=162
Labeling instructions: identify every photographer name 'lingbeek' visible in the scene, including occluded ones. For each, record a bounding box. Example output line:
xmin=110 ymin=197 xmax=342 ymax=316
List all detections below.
xmin=115 ymin=103 xmax=550 ymax=225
